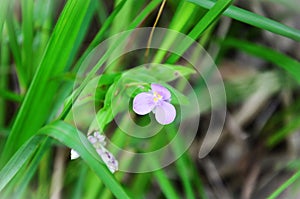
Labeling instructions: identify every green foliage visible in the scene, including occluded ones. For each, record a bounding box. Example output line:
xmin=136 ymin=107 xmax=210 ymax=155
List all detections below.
xmin=221 ymin=38 xmax=300 ymax=84
xmin=1 ymin=0 xmax=300 ymax=198
xmin=1 ymin=0 xmax=96 ymax=164
xmin=167 ymin=0 xmax=234 ymax=63
xmin=267 ymin=170 xmax=300 ymax=199
xmin=189 ymin=0 xmax=300 ymax=42
xmin=0 ymin=121 xmax=130 ymax=199
xmin=0 ymin=0 xmax=10 ymax=41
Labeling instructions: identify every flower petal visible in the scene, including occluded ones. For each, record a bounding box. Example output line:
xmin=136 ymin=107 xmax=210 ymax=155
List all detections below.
xmin=88 ymin=135 xmax=97 ymax=144
xmin=96 ymin=148 xmax=118 ymax=173
xmin=94 ymin=132 xmax=106 ymax=146
xmin=151 ymin=84 xmax=171 ymax=100
xmin=88 ymin=132 xmax=107 ymax=149
xmin=155 ymin=101 xmax=176 ymax=125
xmin=71 ymin=149 xmax=80 ymax=160
xmin=133 ymin=92 xmax=155 ymax=115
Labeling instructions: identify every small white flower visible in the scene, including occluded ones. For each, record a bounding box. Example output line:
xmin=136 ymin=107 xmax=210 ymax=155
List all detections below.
xmin=70 ymin=132 xmax=118 ymax=173
xmin=88 ymin=132 xmax=106 ymax=148
xmin=71 ymin=149 xmax=80 ymax=160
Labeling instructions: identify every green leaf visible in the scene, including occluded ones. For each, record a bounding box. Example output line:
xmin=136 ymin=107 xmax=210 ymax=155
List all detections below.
xmin=267 ymin=115 xmax=300 ymax=147
xmin=221 ymin=38 xmax=300 ymax=84
xmin=118 ymin=65 xmax=191 ymax=105
xmin=149 ymin=64 xmax=196 ymax=82
xmin=166 ymin=125 xmax=197 ymax=199
xmin=8 ymin=138 xmax=52 ymax=198
xmin=0 ymin=136 xmax=41 ymax=192
xmin=83 ymin=63 xmax=192 ymax=134
xmin=166 ymin=0 xmax=233 ymax=63
xmin=89 ymin=108 xmax=114 ymax=134
xmin=189 ymin=0 xmax=300 ymax=42
xmin=88 ymin=82 xmax=119 ymax=134
xmin=0 ymin=35 xmax=10 ymax=126
xmin=58 ymin=0 xmax=162 ymax=121
xmin=124 ymin=64 xmax=195 ymax=83
xmin=153 ymin=1 xmax=203 ymax=63
xmin=71 ymin=73 xmax=120 ymax=108
xmin=0 ymin=121 xmax=130 ymax=199
xmin=267 ymin=169 xmax=300 ymax=199
xmin=154 ymin=169 xmax=181 ymax=199
xmin=163 ymin=83 xmax=189 ymax=105
xmin=1 ymin=0 xmax=96 ymax=165
xmin=169 ymin=1 xmax=201 ymax=32
xmin=0 ymin=0 xmax=10 ymax=41
xmin=6 ymin=13 xmax=26 ymax=88
xmin=21 ymin=0 xmax=34 ymax=83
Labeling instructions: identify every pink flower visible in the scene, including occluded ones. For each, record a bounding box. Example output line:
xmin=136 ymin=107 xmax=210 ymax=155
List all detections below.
xmin=133 ymin=84 xmax=176 ymax=125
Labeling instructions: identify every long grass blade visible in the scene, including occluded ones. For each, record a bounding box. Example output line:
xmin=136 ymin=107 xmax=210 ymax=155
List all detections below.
xmin=21 ymin=0 xmax=34 ymax=83
xmin=6 ymin=14 xmax=26 ymax=88
xmin=59 ymin=0 xmax=162 ymax=120
xmin=0 ymin=32 xmax=9 ymax=126
xmin=152 ymin=0 xmax=201 ymax=63
xmin=154 ymin=169 xmax=181 ymax=199
xmin=0 ymin=120 xmax=130 ymax=199
xmin=0 ymin=0 xmax=10 ymax=41
xmin=267 ymin=169 xmax=300 ymax=199
xmin=221 ymin=38 xmax=300 ymax=84
xmin=267 ymin=115 xmax=300 ymax=147
xmin=1 ymin=0 xmax=96 ymax=165
xmin=189 ymin=0 xmax=300 ymax=42
xmin=166 ymin=0 xmax=233 ymax=63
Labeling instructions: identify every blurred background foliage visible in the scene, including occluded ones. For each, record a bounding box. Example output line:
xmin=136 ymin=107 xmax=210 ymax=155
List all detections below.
xmin=0 ymin=0 xmax=300 ymax=198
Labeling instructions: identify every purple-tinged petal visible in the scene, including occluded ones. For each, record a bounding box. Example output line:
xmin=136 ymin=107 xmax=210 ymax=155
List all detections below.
xmin=88 ymin=132 xmax=107 ymax=149
xmin=96 ymin=148 xmax=118 ymax=173
xmin=93 ymin=132 xmax=101 ymax=139
xmin=94 ymin=132 xmax=106 ymax=146
xmin=151 ymin=84 xmax=171 ymax=100
xmin=88 ymin=136 xmax=97 ymax=144
xmin=154 ymin=101 xmax=176 ymax=125
xmin=133 ymin=92 xmax=155 ymax=115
